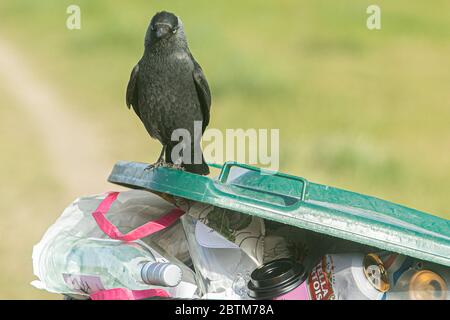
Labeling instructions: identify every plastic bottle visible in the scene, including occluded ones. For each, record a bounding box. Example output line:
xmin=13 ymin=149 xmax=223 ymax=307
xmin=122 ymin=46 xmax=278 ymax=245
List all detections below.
xmin=37 ymin=234 xmax=186 ymax=296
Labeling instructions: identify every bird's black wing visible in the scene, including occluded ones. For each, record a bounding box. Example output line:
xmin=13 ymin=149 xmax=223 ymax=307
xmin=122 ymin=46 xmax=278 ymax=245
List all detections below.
xmin=126 ymin=64 xmax=141 ymax=118
xmin=191 ymin=56 xmax=211 ymax=132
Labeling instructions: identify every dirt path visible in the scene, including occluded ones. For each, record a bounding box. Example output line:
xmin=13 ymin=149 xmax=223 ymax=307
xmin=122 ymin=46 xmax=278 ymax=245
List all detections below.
xmin=0 ymin=39 xmax=119 ymax=197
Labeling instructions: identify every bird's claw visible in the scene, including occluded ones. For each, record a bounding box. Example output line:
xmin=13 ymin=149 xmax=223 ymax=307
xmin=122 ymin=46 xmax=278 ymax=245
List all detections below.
xmin=166 ymin=162 xmax=185 ymax=171
xmin=144 ymin=160 xmax=167 ymax=171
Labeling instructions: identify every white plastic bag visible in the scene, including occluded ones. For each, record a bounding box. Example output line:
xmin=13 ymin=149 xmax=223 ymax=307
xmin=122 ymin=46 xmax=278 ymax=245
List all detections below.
xmin=32 ymin=190 xmax=191 ymax=295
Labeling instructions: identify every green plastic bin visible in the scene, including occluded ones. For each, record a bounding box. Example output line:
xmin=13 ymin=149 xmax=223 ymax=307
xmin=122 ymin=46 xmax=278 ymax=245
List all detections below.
xmin=108 ymin=161 xmax=450 ymax=267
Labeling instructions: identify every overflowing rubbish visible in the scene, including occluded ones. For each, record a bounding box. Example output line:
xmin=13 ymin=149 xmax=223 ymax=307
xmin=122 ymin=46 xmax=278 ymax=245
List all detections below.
xmin=32 ymin=161 xmax=450 ymax=300
xmin=32 ymin=191 xmax=449 ymax=300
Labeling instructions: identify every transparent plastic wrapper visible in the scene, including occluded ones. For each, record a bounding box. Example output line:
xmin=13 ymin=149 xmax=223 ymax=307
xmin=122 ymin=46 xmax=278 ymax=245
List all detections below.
xmin=181 ymin=201 xmax=266 ymax=299
xmin=181 ymin=214 xmax=259 ymax=299
xmin=181 ymin=201 xmax=265 ymax=265
xmin=32 ymin=190 xmax=193 ymax=297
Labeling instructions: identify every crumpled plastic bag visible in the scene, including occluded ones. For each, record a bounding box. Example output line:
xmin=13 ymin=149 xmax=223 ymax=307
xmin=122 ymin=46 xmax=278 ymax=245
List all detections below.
xmin=32 ymin=190 xmax=190 ymax=292
xmin=179 ymin=200 xmax=265 ymax=264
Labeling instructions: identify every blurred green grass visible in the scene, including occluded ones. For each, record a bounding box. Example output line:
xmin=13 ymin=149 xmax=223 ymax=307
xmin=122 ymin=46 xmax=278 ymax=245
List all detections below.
xmin=0 ymin=87 xmax=62 ymax=299
xmin=0 ymin=0 xmax=449 ymax=298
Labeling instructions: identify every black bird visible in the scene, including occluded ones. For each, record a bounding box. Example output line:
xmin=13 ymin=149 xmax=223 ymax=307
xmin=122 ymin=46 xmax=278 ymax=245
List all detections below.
xmin=126 ymin=11 xmax=211 ymax=175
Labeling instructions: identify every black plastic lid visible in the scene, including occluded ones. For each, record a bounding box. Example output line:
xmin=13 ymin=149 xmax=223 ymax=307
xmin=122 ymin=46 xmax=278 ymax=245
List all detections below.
xmin=247 ymin=258 xmax=306 ymax=299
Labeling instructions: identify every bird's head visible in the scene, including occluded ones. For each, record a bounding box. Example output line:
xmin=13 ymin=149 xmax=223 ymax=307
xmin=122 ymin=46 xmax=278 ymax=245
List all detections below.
xmin=145 ymin=11 xmax=184 ymax=46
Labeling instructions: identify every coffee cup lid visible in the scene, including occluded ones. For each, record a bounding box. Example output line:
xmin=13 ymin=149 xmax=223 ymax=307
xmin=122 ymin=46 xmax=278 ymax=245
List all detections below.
xmin=247 ymin=258 xmax=306 ymax=299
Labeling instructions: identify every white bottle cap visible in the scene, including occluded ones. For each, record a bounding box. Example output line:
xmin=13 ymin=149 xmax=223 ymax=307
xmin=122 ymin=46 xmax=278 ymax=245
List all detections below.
xmin=141 ymin=262 xmax=182 ymax=287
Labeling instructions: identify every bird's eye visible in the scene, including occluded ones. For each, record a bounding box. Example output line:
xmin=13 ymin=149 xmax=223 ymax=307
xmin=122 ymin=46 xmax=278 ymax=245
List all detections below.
xmin=172 ymin=27 xmax=178 ymax=34
xmin=150 ymin=25 xmax=156 ymax=31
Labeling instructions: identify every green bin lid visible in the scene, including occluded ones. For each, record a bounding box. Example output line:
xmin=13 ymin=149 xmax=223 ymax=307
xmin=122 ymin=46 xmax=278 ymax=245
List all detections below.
xmin=108 ymin=161 xmax=450 ymax=266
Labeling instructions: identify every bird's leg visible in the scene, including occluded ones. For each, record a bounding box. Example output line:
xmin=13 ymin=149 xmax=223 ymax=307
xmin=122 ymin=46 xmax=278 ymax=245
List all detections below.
xmin=144 ymin=145 xmax=167 ymax=171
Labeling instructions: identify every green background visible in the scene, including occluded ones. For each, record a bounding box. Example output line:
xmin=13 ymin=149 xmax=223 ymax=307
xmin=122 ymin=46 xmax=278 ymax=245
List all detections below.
xmin=0 ymin=0 xmax=449 ymax=298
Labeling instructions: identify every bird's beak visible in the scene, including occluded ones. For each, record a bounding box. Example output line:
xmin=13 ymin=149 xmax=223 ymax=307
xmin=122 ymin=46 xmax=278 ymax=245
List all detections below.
xmin=156 ymin=24 xmax=171 ymax=39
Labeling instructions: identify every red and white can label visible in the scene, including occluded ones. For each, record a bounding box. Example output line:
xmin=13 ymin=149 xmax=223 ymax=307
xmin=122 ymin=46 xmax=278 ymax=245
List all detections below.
xmin=308 ymin=256 xmax=336 ymax=300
